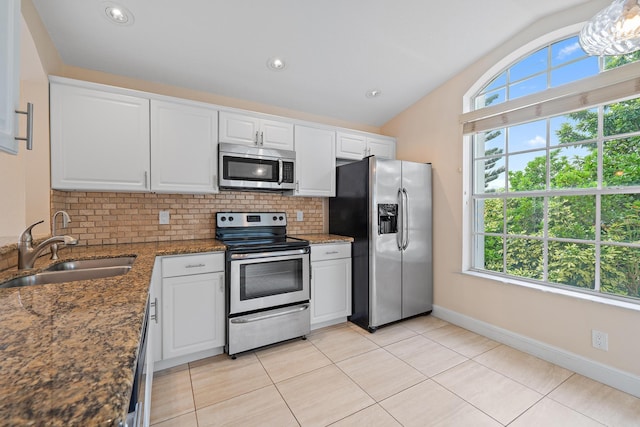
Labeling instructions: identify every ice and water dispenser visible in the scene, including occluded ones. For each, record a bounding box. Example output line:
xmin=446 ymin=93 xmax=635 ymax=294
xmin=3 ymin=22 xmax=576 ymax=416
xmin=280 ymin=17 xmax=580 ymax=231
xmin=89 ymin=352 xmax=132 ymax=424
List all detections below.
xmin=378 ymin=204 xmax=398 ymax=234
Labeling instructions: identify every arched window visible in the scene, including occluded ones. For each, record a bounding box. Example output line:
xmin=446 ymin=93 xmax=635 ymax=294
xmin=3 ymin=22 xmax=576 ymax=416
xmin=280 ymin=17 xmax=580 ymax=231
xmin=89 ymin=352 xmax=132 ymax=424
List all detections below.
xmin=462 ymin=32 xmax=640 ymax=303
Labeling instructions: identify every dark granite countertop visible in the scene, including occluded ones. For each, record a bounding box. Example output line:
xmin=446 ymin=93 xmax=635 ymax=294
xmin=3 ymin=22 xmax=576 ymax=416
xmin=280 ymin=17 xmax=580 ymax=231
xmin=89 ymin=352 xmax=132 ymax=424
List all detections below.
xmin=0 ymin=239 xmax=225 ymax=426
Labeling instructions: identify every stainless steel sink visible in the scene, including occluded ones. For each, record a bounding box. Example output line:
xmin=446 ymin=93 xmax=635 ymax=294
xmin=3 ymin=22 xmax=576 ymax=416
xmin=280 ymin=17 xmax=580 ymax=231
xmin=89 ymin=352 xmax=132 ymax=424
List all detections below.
xmin=44 ymin=256 xmax=136 ymax=271
xmin=0 ymin=256 xmax=136 ymax=289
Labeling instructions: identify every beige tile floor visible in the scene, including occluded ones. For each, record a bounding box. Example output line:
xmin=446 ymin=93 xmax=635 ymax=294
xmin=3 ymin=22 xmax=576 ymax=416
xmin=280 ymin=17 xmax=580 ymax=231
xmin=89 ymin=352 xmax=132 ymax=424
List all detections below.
xmin=150 ymin=316 xmax=640 ymax=427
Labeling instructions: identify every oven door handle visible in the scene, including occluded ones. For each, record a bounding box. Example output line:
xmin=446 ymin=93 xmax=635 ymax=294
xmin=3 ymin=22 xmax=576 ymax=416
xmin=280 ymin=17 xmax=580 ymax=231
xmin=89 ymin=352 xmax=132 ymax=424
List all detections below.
xmin=277 ymin=159 xmax=284 ymax=184
xmin=230 ymin=304 xmax=309 ymax=324
xmin=229 ymin=248 xmax=309 ymax=260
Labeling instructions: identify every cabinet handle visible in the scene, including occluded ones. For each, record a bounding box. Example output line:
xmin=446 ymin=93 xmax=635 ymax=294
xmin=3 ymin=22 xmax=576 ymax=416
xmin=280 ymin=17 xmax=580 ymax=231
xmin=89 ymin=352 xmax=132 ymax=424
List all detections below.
xmin=255 ymin=131 xmax=259 ymax=145
xmin=213 ymin=174 xmax=217 ymax=191
xmin=325 ymin=251 xmax=339 ymax=255
xmin=150 ymin=297 xmax=159 ymax=324
xmin=295 ymin=180 xmax=299 ymax=192
xmin=185 ymin=263 xmax=205 ymax=269
xmin=144 ymin=171 xmax=148 ymax=188
xmin=219 ymin=274 xmax=224 ymax=293
xmin=14 ymin=103 xmax=34 ymax=150
xmin=260 ymin=131 xmax=264 ymax=146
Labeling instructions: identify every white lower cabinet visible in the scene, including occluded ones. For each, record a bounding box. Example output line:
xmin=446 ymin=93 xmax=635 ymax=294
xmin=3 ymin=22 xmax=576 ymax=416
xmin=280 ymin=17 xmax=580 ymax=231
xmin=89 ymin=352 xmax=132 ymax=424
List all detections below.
xmin=310 ymin=243 xmax=352 ymax=329
xmin=153 ymin=252 xmax=225 ymax=370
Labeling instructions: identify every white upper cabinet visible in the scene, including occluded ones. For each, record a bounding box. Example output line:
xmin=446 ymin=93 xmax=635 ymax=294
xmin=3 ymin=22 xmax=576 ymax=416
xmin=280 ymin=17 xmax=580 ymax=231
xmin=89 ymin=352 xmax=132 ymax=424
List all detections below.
xmin=50 ymin=81 xmax=151 ymax=191
xmin=336 ymin=131 xmax=396 ymax=160
xmin=367 ymin=135 xmax=397 ymax=159
xmin=0 ymin=0 xmax=20 ymax=154
xmin=219 ymin=111 xmax=294 ymax=150
xmin=151 ymin=100 xmax=219 ymax=193
xmin=294 ymin=125 xmax=336 ymax=197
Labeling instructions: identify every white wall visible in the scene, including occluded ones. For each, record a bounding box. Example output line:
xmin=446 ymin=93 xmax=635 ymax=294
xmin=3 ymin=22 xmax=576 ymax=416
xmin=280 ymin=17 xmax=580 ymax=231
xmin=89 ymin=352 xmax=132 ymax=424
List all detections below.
xmin=382 ymin=0 xmax=640 ymax=380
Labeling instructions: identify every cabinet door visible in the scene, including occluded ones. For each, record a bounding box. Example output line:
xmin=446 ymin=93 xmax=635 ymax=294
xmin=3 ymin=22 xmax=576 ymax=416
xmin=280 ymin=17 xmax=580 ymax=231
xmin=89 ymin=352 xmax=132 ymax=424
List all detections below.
xmin=50 ymin=82 xmax=150 ymax=191
xmin=336 ymin=132 xmax=366 ymax=160
xmin=367 ymin=136 xmax=396 ymax=159
xmin=218 ymin=111 xmax=260 ymax=145
xmin=260 ymin=118 xmax=294 ymax=150
xmin=0 ymin=0 xmax=20 ymax=154
xmin=162 ymin=272 xmax=225 ymax=359
xmin=294 ymin=125 xmax=336 ymax=197
xmin=151 ymin=100 xmax=218 ymax=193
xmin=310 ymin=258 xmax=352 ymax=325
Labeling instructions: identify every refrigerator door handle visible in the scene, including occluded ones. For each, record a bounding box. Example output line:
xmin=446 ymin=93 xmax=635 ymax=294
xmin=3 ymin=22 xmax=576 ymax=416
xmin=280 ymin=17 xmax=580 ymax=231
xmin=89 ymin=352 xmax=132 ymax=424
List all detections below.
xmin=397 ymin=188 xmax=403 ymax=250
xmin=402 ymin=188 xmax=410 ymax=250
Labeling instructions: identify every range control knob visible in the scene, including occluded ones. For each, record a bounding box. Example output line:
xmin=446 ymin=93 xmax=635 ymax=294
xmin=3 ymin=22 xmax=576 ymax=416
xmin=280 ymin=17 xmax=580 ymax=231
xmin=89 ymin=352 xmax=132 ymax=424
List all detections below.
xmin=273 ymin=216 xmax=277 ymax=221
xmin=279 ymin=216 xmax=284 ymax=221
xmin=228 ymin=216 xmax=234 ymax=222
xmin=220 ymin=216 xmax=226 ymax=222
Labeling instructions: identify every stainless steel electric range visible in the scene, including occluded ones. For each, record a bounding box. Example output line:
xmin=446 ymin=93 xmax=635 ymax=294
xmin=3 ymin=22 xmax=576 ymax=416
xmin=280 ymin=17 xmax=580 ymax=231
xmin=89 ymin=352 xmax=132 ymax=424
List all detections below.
xmin=215 ymin=212 xmax=310 ymax=358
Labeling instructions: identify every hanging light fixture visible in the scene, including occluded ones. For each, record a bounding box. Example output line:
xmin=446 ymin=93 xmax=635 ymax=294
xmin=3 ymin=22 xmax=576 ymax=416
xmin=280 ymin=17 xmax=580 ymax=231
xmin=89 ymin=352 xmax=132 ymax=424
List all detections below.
xmin=580 ymin=0 xmax=640 ymax=55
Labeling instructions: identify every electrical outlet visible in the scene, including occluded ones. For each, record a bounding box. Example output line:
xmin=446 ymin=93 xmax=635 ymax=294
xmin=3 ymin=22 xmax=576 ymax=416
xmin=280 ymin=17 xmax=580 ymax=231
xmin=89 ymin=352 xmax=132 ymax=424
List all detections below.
xmin=296 ymin=211 xmax=304 ymax=221
xmin=159 ymin=210 xmax=170 ymax=225
xmin=592 ymin=330 xmax=608 ymax=351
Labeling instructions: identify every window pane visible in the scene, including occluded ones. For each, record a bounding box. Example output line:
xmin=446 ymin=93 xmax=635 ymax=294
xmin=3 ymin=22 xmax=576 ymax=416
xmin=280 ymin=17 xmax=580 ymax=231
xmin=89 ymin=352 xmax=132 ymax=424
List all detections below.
xmin=551 ymin=56 xmax=599 ymax=87
xmin=603 ymin=51 xmax=640 ymax=70
xmin=474 ymin=129 xmax=505 ymax=158
xmin=506 ymin=197 xmax=544 ymax=236
xmin=508 ymin=120 xmax=547 ymax=153
xmin=548 ymin=242 xmax=595 ymax=290
xmin=478 ymin=235 xmax=503 ymax=272
xmin=475 ymin=88 xmax=506 ymax=109
xmin=550 ymin=109 xmax=598 ymax=146
xmin=475 ymin=157 xmax=506 ymax=193
xmin=601 ymin=194 xmax=640 ymax=243
xmin=603 ymin=137 xmax=640 ymax=187
xmin=475 ymin=199 xmax=503 ymax=234
xmin=508 ymin=151 xmax=547 ymax=191
xmin=604 ymin=98 xmax=640 ymax=136
xmin=509 ymin=74 xmax=547 ymax=99
xmin=600 ymin=245 xmax=640 ymax=299
xmin=548 ymin=195 xmax=596 ymax=240
xmin=551 ymin=36 xmax=586 ymax=66
xmin=549 ymin=144 xmax=597 ymax=189
xmin=509 ymin=48 xmax=548 ymax=81
xmin=506 ymin=238 xmax=543 ymax=279
xmin=485 ymin=72 xmax=507 ymax=92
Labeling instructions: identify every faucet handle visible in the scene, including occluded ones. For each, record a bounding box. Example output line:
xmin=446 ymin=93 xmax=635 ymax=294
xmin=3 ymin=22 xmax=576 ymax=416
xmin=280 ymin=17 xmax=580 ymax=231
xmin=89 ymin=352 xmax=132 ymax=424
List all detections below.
xmin=19 ymin=220 xmax=44 ymax=244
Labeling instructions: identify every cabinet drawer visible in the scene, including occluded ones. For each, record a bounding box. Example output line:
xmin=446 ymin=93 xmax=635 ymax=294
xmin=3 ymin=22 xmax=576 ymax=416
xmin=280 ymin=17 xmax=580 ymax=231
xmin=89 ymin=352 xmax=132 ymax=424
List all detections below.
xmin=311 ymin=243 xmax=351 ymax=262
xmin=162 ymin=252 xmax=224 ymax=277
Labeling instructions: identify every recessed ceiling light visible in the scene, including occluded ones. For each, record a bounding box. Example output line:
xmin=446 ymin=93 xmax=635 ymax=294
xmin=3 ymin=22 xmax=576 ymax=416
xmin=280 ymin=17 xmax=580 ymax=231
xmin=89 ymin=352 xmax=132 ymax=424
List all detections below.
xmin=366 ymin=89 xmax=382 ymax=98
xmin=267 ymin=57 xmax=287 ymax=71
xmin=102 ymin=2 xmax=134 ymax=25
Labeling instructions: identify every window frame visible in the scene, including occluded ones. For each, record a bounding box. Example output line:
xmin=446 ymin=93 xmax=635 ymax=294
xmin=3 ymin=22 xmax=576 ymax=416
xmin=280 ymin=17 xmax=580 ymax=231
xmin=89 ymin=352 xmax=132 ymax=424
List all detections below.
xmin=462 ymin=24 xmax=640 ymax=306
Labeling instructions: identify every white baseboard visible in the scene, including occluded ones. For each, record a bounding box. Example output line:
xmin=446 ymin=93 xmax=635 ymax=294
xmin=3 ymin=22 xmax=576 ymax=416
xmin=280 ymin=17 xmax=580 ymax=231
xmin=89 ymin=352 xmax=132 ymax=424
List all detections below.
xmin=432 ymin=305 xmax=640 ymax=399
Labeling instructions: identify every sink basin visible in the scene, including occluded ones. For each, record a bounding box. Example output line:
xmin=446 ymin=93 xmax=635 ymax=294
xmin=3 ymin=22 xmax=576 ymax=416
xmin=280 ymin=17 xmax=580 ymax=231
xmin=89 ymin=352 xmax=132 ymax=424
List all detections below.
xmin=0 ymin=256 xmax=136 ymax=289
xmin=45 ymin=256 xmax=136 ymax=271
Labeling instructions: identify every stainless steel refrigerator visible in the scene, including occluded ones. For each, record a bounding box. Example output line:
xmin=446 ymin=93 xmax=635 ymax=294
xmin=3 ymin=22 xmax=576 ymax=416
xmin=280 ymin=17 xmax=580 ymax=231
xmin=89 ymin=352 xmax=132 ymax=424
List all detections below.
xmin=329 ymin=157 xmax=432 ymax=332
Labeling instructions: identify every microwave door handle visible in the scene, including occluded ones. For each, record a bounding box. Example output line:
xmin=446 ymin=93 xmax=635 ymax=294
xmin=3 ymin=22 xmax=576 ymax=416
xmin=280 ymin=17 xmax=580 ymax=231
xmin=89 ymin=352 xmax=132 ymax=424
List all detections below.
xmin=278 ymin=159 xmax=283 ymax=184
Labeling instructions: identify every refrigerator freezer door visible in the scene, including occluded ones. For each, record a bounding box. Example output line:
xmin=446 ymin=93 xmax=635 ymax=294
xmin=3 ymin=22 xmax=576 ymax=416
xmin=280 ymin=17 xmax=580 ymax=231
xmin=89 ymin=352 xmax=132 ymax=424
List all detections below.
xmin=401 ymin=162 xmax=433 ymax=318
xmin=370 ymin=158 xmax=403 ymax=327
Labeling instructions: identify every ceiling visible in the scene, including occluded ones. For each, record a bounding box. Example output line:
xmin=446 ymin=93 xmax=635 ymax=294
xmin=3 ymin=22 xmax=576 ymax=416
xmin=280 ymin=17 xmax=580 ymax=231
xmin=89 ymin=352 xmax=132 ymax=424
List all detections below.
xmin=31 ymin=0 xmax=601 ymax=128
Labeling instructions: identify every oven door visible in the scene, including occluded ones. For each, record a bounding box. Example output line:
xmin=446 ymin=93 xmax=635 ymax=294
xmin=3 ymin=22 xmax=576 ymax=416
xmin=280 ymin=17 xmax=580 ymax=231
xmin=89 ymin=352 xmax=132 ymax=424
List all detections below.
xmin=228 ymin=248 xmax=310 ymax=315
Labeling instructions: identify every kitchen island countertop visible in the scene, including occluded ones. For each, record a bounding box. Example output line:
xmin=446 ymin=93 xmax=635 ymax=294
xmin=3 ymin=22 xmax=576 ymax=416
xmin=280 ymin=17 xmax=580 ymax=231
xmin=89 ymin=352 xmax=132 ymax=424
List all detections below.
xmin=0 ymin=239 xmax=225 ymax=426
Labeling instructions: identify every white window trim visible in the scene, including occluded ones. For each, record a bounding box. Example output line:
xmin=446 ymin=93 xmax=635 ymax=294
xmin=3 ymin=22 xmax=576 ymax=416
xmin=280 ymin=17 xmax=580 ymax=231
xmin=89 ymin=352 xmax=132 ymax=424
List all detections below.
xmin=461 ymin=23 xmax=640 ymax=307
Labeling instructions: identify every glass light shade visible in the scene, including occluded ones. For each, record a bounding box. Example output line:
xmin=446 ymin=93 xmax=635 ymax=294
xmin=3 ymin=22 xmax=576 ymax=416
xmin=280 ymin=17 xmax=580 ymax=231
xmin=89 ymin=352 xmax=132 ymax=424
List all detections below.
xmin=580 ymin=0 xmax=640 ymax=55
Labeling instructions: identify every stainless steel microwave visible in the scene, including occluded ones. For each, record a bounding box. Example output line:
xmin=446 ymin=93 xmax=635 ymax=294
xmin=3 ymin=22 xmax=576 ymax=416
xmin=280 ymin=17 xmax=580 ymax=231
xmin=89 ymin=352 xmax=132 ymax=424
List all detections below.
xmin=218 ymin=143 xmax=296 ymax=191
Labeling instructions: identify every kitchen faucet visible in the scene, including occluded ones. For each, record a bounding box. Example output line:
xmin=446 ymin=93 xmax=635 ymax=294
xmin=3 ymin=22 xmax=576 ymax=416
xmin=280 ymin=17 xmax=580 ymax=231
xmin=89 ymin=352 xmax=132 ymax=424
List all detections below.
xmin=50 ymin=210 xmax=72 ymax=260
xmin=18 ymin=220 xmax=78 ymax=270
